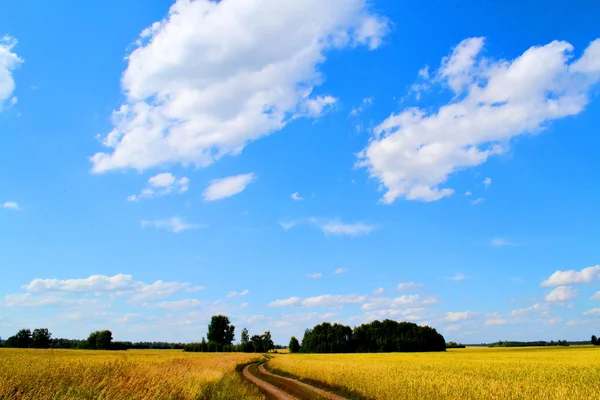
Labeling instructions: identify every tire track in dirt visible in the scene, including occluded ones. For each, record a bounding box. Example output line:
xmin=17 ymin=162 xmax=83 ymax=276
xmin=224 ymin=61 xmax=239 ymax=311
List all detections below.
xmin=243 ymin=362 xmax=350 ymax=400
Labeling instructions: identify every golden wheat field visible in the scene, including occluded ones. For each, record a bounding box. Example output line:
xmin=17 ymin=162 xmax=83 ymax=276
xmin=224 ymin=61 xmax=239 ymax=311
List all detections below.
xmin=269 ymin=346 xmax=600 ymax=400
xmin=0 ymin=348 xmax=265 ymax=400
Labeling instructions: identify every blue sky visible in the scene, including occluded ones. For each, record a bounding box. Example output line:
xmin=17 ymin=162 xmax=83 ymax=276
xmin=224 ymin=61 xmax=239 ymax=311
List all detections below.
xmin=1 ymin=0 xmax=600 ymax=344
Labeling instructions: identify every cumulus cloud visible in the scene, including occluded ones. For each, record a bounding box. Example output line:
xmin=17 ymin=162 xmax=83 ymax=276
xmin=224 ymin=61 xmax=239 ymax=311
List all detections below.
xmin=483 ymin=177 xmax=492 ymax=188
xmin=358 ymin=37 xmax=600 ymax=203
xmin=291 ymin=192 xmax=304 ymax=201
xmin=545 ymin=285 xmax=578 ymax=302
xmin=141 ymin=216 xmax=201 ymax=233
xmin=90 ymin=0 xmax=388 ymax=173
xmin=373 ymin=287 xmax=384 ymax=294
xmin=307 ymin=273 xmax=322 ymax=279
xmin=2 ymin=293 xmax=106 ymax=308
xmin=591 ymin=291 xmax=600 ymax=300
xmin=226 ymin=289 xmax=250 ymax=298
xmin=509 ymin=303 xmax=545 ymax=317
xmin=583 ymin=308 xmax=600 ymax=316
xmin=268 ymin=297 xmax=302 ymax=307
xmin=203 ymin=173 xmax=255 ymax=201
xmin=144 ymin=299 xmax=203 ymax=310
xmin=0 ymin=36 xmax=22 ymax=108
xmin=2 ymin=201 xmax=21 ymax=211
xmin=541 ymin=265 xmax=600 ymax=287
xmin=128 ymin=173 xmax=189 ymax=201
xmin=20 ymin=274 xmax=204 ymax=303
xmin=397 ymin=282 xmax=422 ymax=291
xmin=444 ymin=311 xmax=478 ymax=322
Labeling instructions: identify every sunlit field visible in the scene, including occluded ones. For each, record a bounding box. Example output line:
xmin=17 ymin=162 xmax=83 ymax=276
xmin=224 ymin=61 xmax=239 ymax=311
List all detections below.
xmin=269 ymin=346 xmax=600 ymax=400
xmin=0 ymin=348 xmax=265 ymax=400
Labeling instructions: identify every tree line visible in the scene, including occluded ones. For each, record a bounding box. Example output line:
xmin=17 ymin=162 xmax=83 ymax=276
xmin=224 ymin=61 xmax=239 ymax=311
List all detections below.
xmin=592 ymin=335 xmax=600 ymax=346
xmin=183 ymin=315 xmax=275 ymax=353
xmin=487 ymin=340 xmax=570 ymax=348
xmin=0 ymin=328 xmax=184 ymax=350
xmin=289 ymin=320 xmax=447 ymax=353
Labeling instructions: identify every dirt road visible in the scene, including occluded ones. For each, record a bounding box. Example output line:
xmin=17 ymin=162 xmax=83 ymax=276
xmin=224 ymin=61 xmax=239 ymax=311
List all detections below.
xmin=242 ymin=362 xmax=350 ymax=400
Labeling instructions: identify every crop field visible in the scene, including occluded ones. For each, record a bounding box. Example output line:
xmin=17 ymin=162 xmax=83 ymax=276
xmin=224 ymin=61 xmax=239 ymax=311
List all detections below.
xmin=268 ymin=346 xmax=600 ymax=400
xmin=0 ymin=348 xmax=265 ymax=400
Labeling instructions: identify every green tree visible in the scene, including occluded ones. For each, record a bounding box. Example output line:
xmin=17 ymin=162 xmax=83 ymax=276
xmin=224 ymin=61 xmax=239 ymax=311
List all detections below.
xmin=262 ymin=331 xmax=274 ymax=353
xmin=289 ymin=336 xmax=300 ymax=353
xmin=592 ymin=335 xmax=598 ymax=345
xmin=87 ymin=330 xmax=113 ymax=350
xmin=31 ymin=328 xmax=52 ymax=349
xmin=207 ymin=315 xmax=235 ymax=350
xmin=250 ymin=335 xmax=264 ymax=353
xmin=240 ymin=328 xmax=252 ymax=352
xmin=13 ymin=329 xmax=32 ymax=348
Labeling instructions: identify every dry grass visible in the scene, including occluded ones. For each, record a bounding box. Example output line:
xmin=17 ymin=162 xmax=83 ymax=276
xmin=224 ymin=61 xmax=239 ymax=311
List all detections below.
xmin=269 ymin=346 xmax=600 ymax=399
xmin=0 ymin=348 xmax=265 ymax=400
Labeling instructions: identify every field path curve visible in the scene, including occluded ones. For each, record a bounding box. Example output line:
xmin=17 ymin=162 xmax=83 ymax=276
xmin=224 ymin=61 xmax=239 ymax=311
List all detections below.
xmin=258 ymin=363 xmax=350 ymax=400
xmin=242 ymin=364 xmax=299 ymax=400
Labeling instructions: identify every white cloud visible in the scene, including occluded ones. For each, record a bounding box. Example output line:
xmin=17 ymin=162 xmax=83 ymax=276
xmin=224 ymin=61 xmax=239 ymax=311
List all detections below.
xmin=349 ymin=97 xmax=374 ymax=116
xmin=302 ymin=95 xmax=338 ymax=117
xmin=307 ymin=273 xmax=322 ymax=279
xmin=203 ymin=173 xmax=255 ymax=201
xmin=541 ymin=265 xmax=600 ymax=287
xmin=397 ymin=282 xmax=422 ymax=291
xmin=373 ymin=287 xmax=384 ymax=294
xmin=146 ymin=299 xmax=203 ymax=310
xmin=361 ymin=294 xmax=437 ymax=310
xmin=141 ymin=216 xmax=201 ymax=233
xmin=491 ymin=238 xmax=517 ymax=247
xmin=268 ymin=294 xmax=366 ymax=308
xmin=444 ymin=311 xmax=478 ymax=322
xmin=591 ymin=291 xmax=600 ymax=300
xmin=302 ymin=294 xmax=366 ymax=308
xmin=320 ymin=221 xmax=375 ymax=236
xmin=268 ymin=297 xmax=302 ymax=307
xmin=90 ymin=0 xmax=388 ymax=173
xmin=128 ymin=173 xmax=189 ymax=201
xmin=484 ymin=318 xmax=509 ymax=326
xmin=509 ymin=303 xmax=545 ymax=317
xmin=334 ymin=268 xmax=349 ymax=275
xmin=358 ymin=37 xmax=600 ymax=203
xmin=2 ymin=293 xmax=105 ymax=308
xmin=450 ymin=273 xmax=467 ymax=282
xmin=418 ymin=66 xmax=430 ymax=79
xmin=471 ymin=198 xmax=484 ymax=205
xmin=2 ymin=201 xmax=21 ymax=211
xmin=546 ymin=317 xmax=562 ymax=325
xmin=464 ymin=191 xmax=472 ymax=196
xmin=583 ymin=308 xmax=600 ymax=316
xmin=291 ymin=192 xmax=304 ymax=201
xmin=226 ymin=289 xmax=250 ymax=298
xmin=545 ymin=285 xmax=578 ymax=302
xmin=0 ymin=36 xmax=22 ymax=108
xmin=483 ymin=177 xmax=492 ymax=188
xmin=20 ymin=274 xmax=204 ymax=304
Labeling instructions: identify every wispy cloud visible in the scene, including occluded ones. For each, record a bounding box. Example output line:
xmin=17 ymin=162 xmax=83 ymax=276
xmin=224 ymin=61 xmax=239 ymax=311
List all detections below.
xmin=307 ymin=273 xmax=322 ymax=279
xmin=2 ymin=201 xmax=21 ymax=211
xmin=334 ymin=268 xmax=349 ymax=275
xmin=226 ymin=289 xmax=250 ymax=298
xmin=491 ymin=238 xmax=518 ymax=247
xmin=141 ymin=217 xmax=202 ymax=233
xmin=291 ymin=192 xmax=304 ymax=201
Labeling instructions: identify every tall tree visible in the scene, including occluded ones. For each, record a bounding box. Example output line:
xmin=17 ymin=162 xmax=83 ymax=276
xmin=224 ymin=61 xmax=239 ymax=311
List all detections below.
xmin=14 ymin=329 xmax=32 ymax=348
xmin=240 ymin=328 xmax=251 ymax=352
xmin=87 ymin=330 xmax=113 ymax=350
xmin=31 ymin=328 xmax=52 ymax=349
xmin=289 ymin=336 xmax=300 ymax=353
xmin=262 ymin=331 xmax=274 ymax=353
xmin=207 ymin=315 xmax=235 ymax=349
xmin=592 ymin=335 xmax=598 ymax=345
xmin=250 ymin=335 xmax=264 ymax=353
